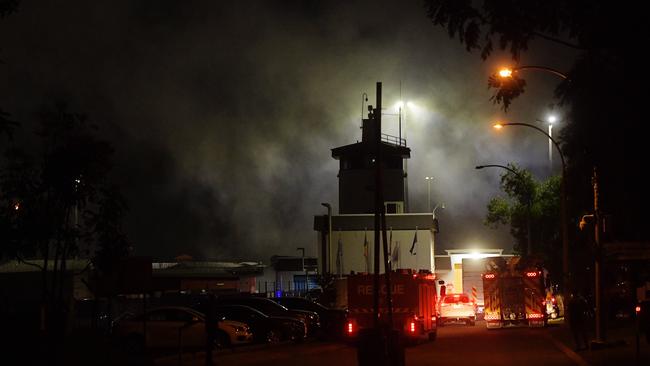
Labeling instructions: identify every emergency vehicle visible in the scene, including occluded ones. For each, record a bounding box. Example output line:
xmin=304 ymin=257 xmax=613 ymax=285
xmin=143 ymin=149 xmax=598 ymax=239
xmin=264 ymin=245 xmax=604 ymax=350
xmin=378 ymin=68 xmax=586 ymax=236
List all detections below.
xmin=344 ymin=270 xmax=438 ymax=342
xmin=482 ymin=257 xmax=546 ymax=329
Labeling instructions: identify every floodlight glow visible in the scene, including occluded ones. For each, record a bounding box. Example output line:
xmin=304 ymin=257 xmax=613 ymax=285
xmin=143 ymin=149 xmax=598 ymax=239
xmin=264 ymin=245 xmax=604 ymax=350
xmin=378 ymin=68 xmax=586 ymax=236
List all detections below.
xmin=498 ymin=68 xmax=513 ymax=78
xmin=548 ymin=115 xmax=557 ymax=124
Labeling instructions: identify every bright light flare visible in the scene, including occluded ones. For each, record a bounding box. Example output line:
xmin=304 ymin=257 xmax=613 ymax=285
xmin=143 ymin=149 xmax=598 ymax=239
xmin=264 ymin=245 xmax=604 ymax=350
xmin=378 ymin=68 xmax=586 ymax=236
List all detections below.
xmin=498 ymin=68 xmax=513 ymax=78
xmin=493 ymin=123 xmax=504 ymax=130
xmin=395 ymin=100 xmax=404 ymax=109
xmin=548 ymin=115 xmax=557 ymax=124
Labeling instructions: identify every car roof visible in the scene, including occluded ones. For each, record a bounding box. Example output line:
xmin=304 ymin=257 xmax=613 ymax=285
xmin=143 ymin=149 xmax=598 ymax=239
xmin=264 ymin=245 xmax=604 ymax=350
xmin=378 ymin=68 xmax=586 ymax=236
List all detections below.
xmin=216 ymin=304 xmax=267 ymax=315
xmin=147 ymin=306 xmax=205 ymax=317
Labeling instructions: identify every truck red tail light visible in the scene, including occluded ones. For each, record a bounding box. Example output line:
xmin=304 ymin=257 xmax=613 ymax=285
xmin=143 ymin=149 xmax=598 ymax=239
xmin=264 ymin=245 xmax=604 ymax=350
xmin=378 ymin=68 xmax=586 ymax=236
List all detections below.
xmin=347 ymin=322 xmax=354 ymax=334
xmin=525 ymin=272 xmax=538 ymax=277
xmin=410 ymin=321 xmax=416 ymax=333
xmin=484 ymin=314 xmax=500 ymax=321
xmin=431 ymin=315 xmax=437 ymax=322
xmin=484 ymin=273 xmax=496 ymax=279
xmin=636 ymin=305 xmax=641 ymax=314
xmin=527 ymin=313 xmax=544 ymax=319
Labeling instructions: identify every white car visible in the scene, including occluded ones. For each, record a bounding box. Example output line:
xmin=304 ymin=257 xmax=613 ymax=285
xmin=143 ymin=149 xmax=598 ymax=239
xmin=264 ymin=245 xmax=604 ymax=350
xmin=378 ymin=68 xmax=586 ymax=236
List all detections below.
xmin=113 ymin=306 xmax=253 ymax=352
xmin=438 ymin=293 xmax=477 ymax=326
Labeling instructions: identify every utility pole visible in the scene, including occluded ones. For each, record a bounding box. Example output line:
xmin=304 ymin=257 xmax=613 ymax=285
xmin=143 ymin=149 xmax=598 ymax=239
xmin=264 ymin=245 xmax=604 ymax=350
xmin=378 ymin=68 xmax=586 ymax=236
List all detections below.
xmin=592 ymin=167 xmax=605 ymax=346
xmin=372 ymin=82 xmax=382 ymax=327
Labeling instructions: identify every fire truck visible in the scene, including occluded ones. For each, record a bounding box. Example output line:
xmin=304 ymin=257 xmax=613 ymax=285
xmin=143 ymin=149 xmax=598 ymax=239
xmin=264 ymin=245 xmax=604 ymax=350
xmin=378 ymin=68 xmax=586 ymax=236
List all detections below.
xmin=344 ymin=270 xmax=438 ymax=342
xmin=482 ymin=257 xmax=546 ymax=329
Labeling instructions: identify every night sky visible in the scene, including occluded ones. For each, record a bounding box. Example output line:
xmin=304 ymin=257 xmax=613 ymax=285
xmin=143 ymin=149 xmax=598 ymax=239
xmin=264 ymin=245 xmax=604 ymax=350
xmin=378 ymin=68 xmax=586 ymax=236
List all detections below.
xmin=0 ymin=1 xmax=577 ymax=262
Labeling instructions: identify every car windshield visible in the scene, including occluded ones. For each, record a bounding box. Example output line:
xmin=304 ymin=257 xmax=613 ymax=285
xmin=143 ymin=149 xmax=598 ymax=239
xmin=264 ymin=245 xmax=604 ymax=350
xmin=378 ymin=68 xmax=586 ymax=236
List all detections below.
xmin=443 ymin=295 xmax=470 ymax=304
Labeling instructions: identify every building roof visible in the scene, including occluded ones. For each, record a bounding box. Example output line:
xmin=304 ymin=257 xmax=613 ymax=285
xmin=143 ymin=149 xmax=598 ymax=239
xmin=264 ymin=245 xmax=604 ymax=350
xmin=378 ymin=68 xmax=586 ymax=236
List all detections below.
xmin=152 ymin=261 xmax=265 ymax=279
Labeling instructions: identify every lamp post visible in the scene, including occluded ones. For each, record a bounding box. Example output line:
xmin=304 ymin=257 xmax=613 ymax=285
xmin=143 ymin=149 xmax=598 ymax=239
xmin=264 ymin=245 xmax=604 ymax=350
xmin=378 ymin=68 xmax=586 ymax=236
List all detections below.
xmin=493 ymin=122 xmax=568 ymax=297
xmin=476 ymin=164 xmax=533 ymax=256
xmin=297 ymin=247 xmax=308 ymax=293
xmin=432 ymin=202 xmax=444 ymax=219
xmin=321 ymin=203 xmax=332 ymax=274
xmin=546 ymin=116 xmax=556 ymax=170
xmin=425 ymin=176 xmax=434 ymax=212
xmin=361 ymin=93 xmax=368 ymax=123
xmin=497 ymin=65 xmax=568 ymax=80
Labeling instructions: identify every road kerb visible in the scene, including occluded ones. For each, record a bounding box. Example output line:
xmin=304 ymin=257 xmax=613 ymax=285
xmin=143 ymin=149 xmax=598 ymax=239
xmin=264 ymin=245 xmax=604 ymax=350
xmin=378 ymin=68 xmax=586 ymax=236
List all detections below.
xmin=543 ymin=332 xmax=590 ymax=366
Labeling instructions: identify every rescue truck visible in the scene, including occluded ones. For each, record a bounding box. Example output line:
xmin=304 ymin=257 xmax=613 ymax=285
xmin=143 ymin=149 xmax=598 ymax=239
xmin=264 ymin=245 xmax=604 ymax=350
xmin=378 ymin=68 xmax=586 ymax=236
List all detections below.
xmin=482 ymin=257 xmax=546 ymax=329
xmin=344 ymin=270 xmax=438 ymax=342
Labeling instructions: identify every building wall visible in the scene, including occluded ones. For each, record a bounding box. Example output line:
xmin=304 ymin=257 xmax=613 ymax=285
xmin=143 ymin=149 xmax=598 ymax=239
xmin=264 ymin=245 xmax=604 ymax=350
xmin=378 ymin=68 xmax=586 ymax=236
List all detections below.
xmin=326 ymin=228 xmax=435 ymax=275
xmin=339 ymin=169 xmax=406 ymax=214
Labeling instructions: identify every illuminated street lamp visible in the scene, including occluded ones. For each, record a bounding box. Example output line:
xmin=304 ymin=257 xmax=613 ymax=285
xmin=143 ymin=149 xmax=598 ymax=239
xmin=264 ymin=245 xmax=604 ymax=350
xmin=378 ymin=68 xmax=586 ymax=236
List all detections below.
xmin=493 ymin=122 xmax=569 ymax=295
xmin=497 ymin=65 xmax=568 ymax=80
xmin=476 ymin=164 xmax=533 ymax=255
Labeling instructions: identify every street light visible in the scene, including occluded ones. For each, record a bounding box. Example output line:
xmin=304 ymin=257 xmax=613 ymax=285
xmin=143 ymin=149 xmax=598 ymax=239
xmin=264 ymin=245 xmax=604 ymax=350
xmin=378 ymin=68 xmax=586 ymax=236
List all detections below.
xmin=321 ymin=203 xmax=332 ymax=274
xmin=476 ymin=164 xmax=533 ymax=255
xmin=425 ymin=176 xmax=434 ymax=212
xmin=545 ymin=116 xmax=557 ymax=171
xmin=493 ymin=122 xmax=569 ymax=297
xmin=497 ymin=65 xmax=568 ymax=80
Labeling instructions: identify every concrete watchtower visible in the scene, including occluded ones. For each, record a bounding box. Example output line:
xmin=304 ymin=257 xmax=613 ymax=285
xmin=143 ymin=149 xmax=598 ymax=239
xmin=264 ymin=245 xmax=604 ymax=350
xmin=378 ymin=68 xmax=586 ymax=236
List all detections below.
xmin=331 ymin=116 xmax=411 ymax=214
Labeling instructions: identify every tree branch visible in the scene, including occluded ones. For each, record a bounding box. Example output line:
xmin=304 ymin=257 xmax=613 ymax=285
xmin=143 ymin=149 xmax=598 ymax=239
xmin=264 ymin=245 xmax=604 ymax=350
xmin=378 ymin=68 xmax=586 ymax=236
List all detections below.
xmin=532 ymin=31 xmax=585 ymax=50
xmin=16 ymin=255 xmax=45 ymax=271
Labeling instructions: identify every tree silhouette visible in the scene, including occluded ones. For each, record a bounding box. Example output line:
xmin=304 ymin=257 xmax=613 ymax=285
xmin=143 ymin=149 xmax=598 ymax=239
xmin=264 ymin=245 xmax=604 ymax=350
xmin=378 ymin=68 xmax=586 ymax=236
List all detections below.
xmin=0 ymin=102 xmax=130 ymax=357
xmin=0 ymin=0 xmax=19 ymax=141
xmin=425 ymin=0 xmax=646 ymax=245
xmin=484 ymin=164 xmax=562 ymax=285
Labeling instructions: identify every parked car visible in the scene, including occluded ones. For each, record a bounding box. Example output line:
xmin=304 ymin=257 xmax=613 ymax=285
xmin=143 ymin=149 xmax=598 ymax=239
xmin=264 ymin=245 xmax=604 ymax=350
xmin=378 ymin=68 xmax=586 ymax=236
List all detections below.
xmin=216 ymin=296 xmax=321 ymax=335
xmin=112 ymin=306 xmax=253 ymax=352
xmin=271 ymin=297 xmax=347 ymax=338
xmin=216 ymin=304 xmax=306 ymax=343
xmin=438 ymin=293 xmax=477 ymax=326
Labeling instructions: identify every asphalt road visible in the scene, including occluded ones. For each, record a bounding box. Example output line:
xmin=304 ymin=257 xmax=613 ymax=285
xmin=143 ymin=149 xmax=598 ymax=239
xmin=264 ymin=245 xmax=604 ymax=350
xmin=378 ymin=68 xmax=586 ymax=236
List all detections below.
xmin=156 ymin=321 xmax=583 ymax=366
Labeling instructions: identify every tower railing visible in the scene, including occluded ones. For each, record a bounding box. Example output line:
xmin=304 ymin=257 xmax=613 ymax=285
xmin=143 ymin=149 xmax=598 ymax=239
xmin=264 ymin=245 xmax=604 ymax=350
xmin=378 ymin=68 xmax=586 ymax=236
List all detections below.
xmin=381 ymin=133 xmax=406 ymax=147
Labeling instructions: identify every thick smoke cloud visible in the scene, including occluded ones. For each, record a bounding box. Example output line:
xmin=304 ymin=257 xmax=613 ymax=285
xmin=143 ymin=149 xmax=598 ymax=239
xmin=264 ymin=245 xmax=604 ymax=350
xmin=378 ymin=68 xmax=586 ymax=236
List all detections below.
xmin=0 ymin=1 xmax=570 ymax=262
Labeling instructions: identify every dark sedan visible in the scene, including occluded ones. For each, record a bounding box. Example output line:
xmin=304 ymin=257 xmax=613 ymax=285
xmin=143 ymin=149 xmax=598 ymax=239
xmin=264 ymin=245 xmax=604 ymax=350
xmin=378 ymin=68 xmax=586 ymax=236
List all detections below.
xmin=216 ymin=296 xmax=320 ymax=336
xmin=216 ymin=304 xmax=306 ymax=343
xmin=272 ymin=297 xmax=348 ymax=338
